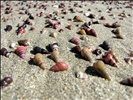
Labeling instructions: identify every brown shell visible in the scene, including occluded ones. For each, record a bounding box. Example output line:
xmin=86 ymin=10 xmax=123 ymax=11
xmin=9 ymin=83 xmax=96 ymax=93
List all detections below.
xmin=33 ymin=53 xmax=45 ymax=70
xmin=93 ymin=61 xmax=111 ymax=81
xmin=18 ymin=39 xmax=30 ymax=46
xmin=50 ymin=50 xmax=60 ymax=62
xmin=81 ymin=47 xmax=92 ymax=62
xmin=75 ymin=16 xmax=83 ymax=22
xmin=79 ymin=29 xmax=86 ymax=35
xmin=50 ymin=62 xmax=68 ymax=72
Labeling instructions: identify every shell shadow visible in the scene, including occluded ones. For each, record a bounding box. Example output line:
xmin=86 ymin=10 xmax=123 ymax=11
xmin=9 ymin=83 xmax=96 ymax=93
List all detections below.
xmin=74 ymin=54 xmax=88 ymax=61
xmin=28 ymin=58 xmax=40 ymax=68
xmin=30 ymin=50 xmax=35 ymax=55
xmin=85 ymin=66 xmax=103 ymax=78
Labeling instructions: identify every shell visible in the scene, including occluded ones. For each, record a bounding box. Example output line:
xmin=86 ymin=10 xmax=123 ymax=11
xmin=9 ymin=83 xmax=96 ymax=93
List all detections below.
xmin=0 ymin=48 xmax=10 ymax=57
xmin=113 ymin=27 xmax=123 ymax=39
xmin=33 ymin=46 xmax=49 ymax=54
xmin=102 ymin=53 xmax=118 ymax=67
xmin=108 ymin=50 xmax=119 ymax=63
xmin=71 ymin=45 xmax=81 ymax=54
xmin=50 ymin=32 xmax=57 ymax=38
xmin=79 ymin=29 xmax=86 ymax=35
xmin=10 ymin=43 xmax=17 ymax=49
xmin=75 ymin=71 xmax=88 ymax=80
xmin=50 ymin=62 xmax=68 ymax=72
xmin=18 ymin=39 xmax=30 ymax=46
xmin=120 ymin=77 xmax=133 ymax=86
xmin=33 ymin=53 xmax=45 ymax=70
xmin=74 ymin=16 xmax=83 ymax=22
xmin=0 ymin=77 xmax=13 ymax=89
xmin=41 ymin=28 xmax=47 ymax=34
xmin=112 ymin=22 xmax=120 ymax=28
xmin=104 ymin=23 xmax=112 ymax=27
xmin=101 ymin=40 xmax=111 ymax=51
xmin=89 ymin=29 xmax=97 ymax=37
xmin=100 ymin=16 xmax=106 ymax=20
xmin=5 ymin=25 xmax=12 ymax=32
xmin=15 ymin=46 xmax=26 ymax=59
xmin=53 ymin=23 xmax=59 ymax=29
xmin=50 ymin=50 xmax=60 ymax=62
xmin=93 ymin=61 xmax=111 ymax=81
xmin=49 ymin=42 xmax=59 ymax=51
xmin=17 ymin=27 xmax=26 ymax=36
xmin=66 ymin=25 xmax=73 ymax=30
xmin=124 ymin=57 xmax=133 ymax=65
xmin=70 ymin=36 xmax=80 ymax=45
xmin=88 ymin=14 xmax=95 ymax=19
xmin=81 ymin=47 xmax=92 ymax=62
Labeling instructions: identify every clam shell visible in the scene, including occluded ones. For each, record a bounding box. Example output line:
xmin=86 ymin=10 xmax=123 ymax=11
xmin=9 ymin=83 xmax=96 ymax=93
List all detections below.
xmin=81 ymin=47 xmax=92 ymax=62
xmin=50 ymin=50 xmax=60 ymax=62
xmin=33 ymin=53 xmax=45 ymax=70
xmin=93 ymin=61 xmax=111 ymax=81
xmin=50 ymin=62 xmax=68 ymax=72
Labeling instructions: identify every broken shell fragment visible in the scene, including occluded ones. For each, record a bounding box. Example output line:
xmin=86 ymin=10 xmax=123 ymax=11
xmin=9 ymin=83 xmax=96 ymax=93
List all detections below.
xmin=50 ymin=50 xmax=60 ymax=62
xmin=93 ymin=61 xmax=111 ymax=81
xmin=124 ymin=57 xmax=133 ymax=65
xmin=120 ymin=77 xmax=133 ymax=86
xmin=70 ymin=36 xmax=80 ymax=45
xmin=18 ymin=39 xmax=30 ymax=46
xmin=102 ymin=53 xmax=118 ymax=67
xmin=75 ymin=71 xmax=88 ymax=80
xmin=50 ymin=62 xmax=68 ymax=72
xmin=33 ymin=53 xmax=45 ymax=70
xmin=15 ymin=46 xmax=26 ymax=59
xmin=81 ymin=47 xmax=92 ymax=62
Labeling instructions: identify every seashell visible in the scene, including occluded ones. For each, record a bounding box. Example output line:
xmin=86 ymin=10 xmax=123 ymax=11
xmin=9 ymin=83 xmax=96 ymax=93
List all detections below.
xmin=49 ymin=42 xmax=59 ymax=51
xmin=100 ymin=16 xmax=106 ymax=20
xmin=71 ymin=45 xmax=81 ymax=54
xmin=50 ymin=32 xmax=57 ymax=38
xmin=33 ymin=53 xmax=45 ymax=70
xmin=130 ymin=51 xmax=133 ymax=57
xmin=18 ymin=39 xmax=30 ymax=46
xmin=78 ymin=29 xmax=86 ymax=35
xmin=15 ymin=46 xmax=26 ymax=59
xmin=50 ymin=62 xmax=68 ymax=72
xmin=41 ymin=28 xmax=47 ymax=34
xmin=101 ymin=40 xmax=111 ymax=51
xmin=0 ymin=48 xmax=11 ymax=57
xmin=88 ymin=29 xmax=97 ymax=37
xmin=80 ymin=35 xmax=89 ymax=41
xmin=70 ymin=36 xmax=80 ymax=45
xmin=108 ymin=50 xmax=119 ymax=63
xmin=81 ymin=47 xmax=92 ymax=62
xmin=53 ymin=23 xmax=59 ymax=29
xmin=113 ymin=27 xmax=123 ymax=39
xmin=75 ymin=71 xmax=88 ymax=80
xmin=33 ymin=46 xmax=49 ymax=54
xmin=29 ymin=14 xmax=34 ymax=20
xmin=30 ymin=26 xmax=35 ymax=31
xmin=5 ymin=25 xmax=12 ymax=32
xmin=84 ymin=12 xmax=91 ymax=17
xmin=120 ymin=77 xmax=133 ymax=86
xmin=66 ymin=25 xmax=73 ymax=30
xmin=0 ymin=77 xmax=13 ymax=89
xmin=104 ymin=23 xmax=112 ymax=27
xmin=124 ymin=57 xmax=133 ymax=65
xmin=59 ymin=29 xmax=64 ymax=33
xmin=73 ymin=16 xmax=83 ymax=22
xmin=50 ymin=50 xmax=60 ymax=62
xmin=10 ymin=43 xmax=17 ymax=49
xmin=17 ymin=27 xmax=26 ymax=36
xmin=88 ymin=14 xmax=95 ymax=19
xmin=94 ymin=49 xmax=102 ymax=56
xmin=102 ymin=53 xmax=118 ymax=67
xmin=93 ymin=61 xmax=111 ymax=81
xmin=112 ymin=22 xmax=120 ymax=28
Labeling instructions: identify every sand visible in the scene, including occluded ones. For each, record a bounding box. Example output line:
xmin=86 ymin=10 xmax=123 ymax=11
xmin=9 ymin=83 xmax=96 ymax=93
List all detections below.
xmin=1 ymin=1 xmax=133 ymax=100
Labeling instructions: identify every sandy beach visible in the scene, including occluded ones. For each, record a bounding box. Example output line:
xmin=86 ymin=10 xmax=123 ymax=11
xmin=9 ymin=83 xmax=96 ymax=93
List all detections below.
xmin=1 ymin=1 xmax=133 ymax=100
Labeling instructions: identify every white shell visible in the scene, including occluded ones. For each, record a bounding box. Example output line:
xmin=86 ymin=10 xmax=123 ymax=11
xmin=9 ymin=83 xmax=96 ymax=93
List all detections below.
xmin=75 ymin=71 xmax=88 ymax=80
xmin=84 ymin=12 xmax=91 ymax=16
xmin=10 ymin=43 xmax=17 ymax=49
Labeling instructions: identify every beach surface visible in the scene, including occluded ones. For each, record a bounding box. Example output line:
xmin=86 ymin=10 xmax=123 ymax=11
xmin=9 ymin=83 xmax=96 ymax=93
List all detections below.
xmin=1 ymin=1 xmax=133 ymax=100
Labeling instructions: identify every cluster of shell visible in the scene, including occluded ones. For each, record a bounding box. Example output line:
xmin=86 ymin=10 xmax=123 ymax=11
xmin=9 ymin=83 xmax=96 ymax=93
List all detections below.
xmin=1 ymin=0 xmax=133 ymax=89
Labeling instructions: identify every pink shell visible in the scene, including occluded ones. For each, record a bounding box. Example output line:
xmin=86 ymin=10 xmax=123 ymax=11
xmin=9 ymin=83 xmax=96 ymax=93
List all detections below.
xmin=50 ymin=62 xmax=68 ymax=72
xmin=70 ymin=36 xmax=80 ymax=45
xmin=15 ymin=46 xmax=26 ymax=59
xmin=53 ymin=23 xmax=59 ymax=29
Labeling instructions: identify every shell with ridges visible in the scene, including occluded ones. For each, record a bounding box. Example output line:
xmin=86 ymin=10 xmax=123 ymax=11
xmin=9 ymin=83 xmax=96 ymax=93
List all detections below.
xmin=93 ymin=61 xmax=111 ymax=81
xmin=15 ymin=46 xmax=26 ymax=59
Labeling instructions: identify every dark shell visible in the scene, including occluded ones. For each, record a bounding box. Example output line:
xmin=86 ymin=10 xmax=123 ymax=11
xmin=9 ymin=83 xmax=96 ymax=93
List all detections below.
xmin=100 ymin=40 xmax=111 ymax=51
xmin=112 ymin=22 xmax=120 ymax=28
xmin=29 ymin=14 xmax=34 ymax=20
xmin=3 ymin=77 xmax=13 ymax=84
xmin=0 ymin=48 xmax=10 ymax=57
xmin=120 ymin=77 xmax=133 ymax=86
xmin=71 ymin=45 xmax=81 ymax=54
xmin=5 ymin=25 xmax=12 ymax=32
xmin=33 ymin=46 xmax=49 ymax=54
xmin=88 ymin=14 xmax=95 ymax=19
xmin=0 ymin=77 xmax=13 ymax=88
xmin=89 ymin=29 xmax=97 ymax=37
xmin=100 ymin=16 xmax=106 ymax=20
xmin=94 ymin=49 xmax=102 ymax=55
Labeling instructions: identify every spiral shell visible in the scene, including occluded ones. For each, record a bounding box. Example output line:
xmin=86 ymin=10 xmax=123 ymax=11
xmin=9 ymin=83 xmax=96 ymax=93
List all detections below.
xmin=89 ymin=29 xmax=97 ymax=37
xmin=120 ymin=77 xmax=133 ymax=86
xmin=70 ymin=36 xmax=80 ymax=45
xmin=50 ymin=50 xmax=60 ymax=62
xmin=81 ymin=47 xmax=92 ymax=62
xmin=49 ymin=42 xmax=59 ymax=51
xmin=101 ymin=40 xmax=111 ymax=51
xmin=33 ymin=46 xmax=49 ymax=54
xmin=66 ymin=25 xmax=73 ymax=30
xmin=104 ymin=23 xmax=112 ymax=28
xmin=73 ymin=16 xmax=83 ymax=22
xmin=5 ymin=25 xmax=12 ymax=32
xmin=50 ymin=62 xmax=68 ymax=72
xmin=0 ymin=48 xmax=11 ymax=57
xmin=112 ymin=22 xmax=120 ymax=28
xmin=53 ymin=23 xmax=59 ymax=29
xmin=50 ymin=32 xmax=57 ymax=38
xmin=0 ymin=77 xmax=13 ymax=89
xmin=33 ymin=53 xmax=45 ymax=70
xmin=113 ymin=27 xmax=123 ymax=39
xmin=102 ymin=53 xmax=118 ymax=67
xmin=93 ymin=61 xmax=111 ymax=81
xmin=108 ymin=50 xmax=119 ymax=63
xmin=78 ymin=29 xmax=86 ymax=35
xmin=18 ymin=39 xmax=30 ymax=46
xmin=15 ymin=46 xmax=26 ymax=59
xmin=71 ymin=45 xmax=81 ymax=54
